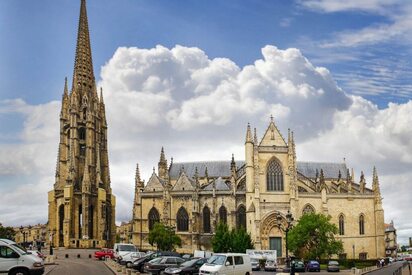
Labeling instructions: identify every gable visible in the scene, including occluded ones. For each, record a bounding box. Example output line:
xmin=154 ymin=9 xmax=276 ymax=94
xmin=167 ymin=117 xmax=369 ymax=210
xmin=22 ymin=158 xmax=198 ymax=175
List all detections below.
xmin=259 ymin=121 xmax=287 ymax=147
xmin=144 ymin=173 xmax=164 ymax=192
xmin=172 ymin=172 xmax=195 ymax=191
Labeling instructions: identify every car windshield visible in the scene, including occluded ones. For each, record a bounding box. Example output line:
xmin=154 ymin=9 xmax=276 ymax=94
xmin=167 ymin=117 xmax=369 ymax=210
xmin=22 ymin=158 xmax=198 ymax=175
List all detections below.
xmin=310 ymin=261 xmax=318 ymax=264
xmin=118 ymin=245 xmax=137 ymax=252
xmin=149 ymin=257 xmax=163 ymax=264
xmin=329 ymin=261 xmax=339 ymax=265
xmin=266 ymin=260 xmax=274 ymax=264
xmin=181 ymin=259 xmax=198 ymax=267
xmin=11 ymin=244 xmax=27 ymax=255
xmin=207 ymin=255 xmax=226 ymax=265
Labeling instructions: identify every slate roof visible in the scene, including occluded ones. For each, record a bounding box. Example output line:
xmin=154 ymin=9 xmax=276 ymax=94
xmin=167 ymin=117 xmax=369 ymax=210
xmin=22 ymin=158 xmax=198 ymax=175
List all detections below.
xmin=170 ymin=160 xmax=347 ymax=180
xmin=203 ymin=177 xmax=231 ymax=191
xmin=169 ymin=161 xmax=244 ymax=180
xmin=297 ymin=162 xmax=347 ymax=179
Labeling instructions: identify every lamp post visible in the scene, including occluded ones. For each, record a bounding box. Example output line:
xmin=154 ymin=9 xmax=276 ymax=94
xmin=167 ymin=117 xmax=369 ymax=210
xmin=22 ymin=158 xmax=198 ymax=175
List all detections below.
xmin=276 ymin=210 xmax=294 ymax=271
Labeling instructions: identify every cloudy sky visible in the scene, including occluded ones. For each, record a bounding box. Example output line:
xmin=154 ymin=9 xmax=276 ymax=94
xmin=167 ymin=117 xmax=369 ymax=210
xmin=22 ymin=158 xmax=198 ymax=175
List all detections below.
xmin=0 ymin=0 xmax=411 ymax=244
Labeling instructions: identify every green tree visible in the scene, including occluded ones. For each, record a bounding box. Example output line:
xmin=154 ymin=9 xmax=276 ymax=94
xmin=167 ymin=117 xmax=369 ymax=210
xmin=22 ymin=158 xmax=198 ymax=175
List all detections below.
xmin=212 ymin=223 xmax=232 ymax=252
xmin=148 ymin=223 xmax=181 ymax=251
xmin=0 ymin=223 xmax=15 ymax=240
xmin=230 ymin=227 xmax=254 ymax=253
xmin=287 ymin=213 xmax=343 ymax=260
xmin=212 ymin=223 xmax=254 ymax=253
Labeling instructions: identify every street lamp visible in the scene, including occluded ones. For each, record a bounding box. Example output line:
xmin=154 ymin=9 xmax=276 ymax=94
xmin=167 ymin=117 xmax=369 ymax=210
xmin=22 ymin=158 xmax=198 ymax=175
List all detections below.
xmin=276 ymin=210 xmax=294 ymax=270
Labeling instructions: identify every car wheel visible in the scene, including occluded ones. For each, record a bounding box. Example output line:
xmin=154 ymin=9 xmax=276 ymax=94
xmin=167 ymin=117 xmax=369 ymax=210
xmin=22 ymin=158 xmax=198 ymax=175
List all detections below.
xmin=10 ymin=269 xmax=29 ymax=275
xmin=126 ymin=262 xmax=133 ymax=268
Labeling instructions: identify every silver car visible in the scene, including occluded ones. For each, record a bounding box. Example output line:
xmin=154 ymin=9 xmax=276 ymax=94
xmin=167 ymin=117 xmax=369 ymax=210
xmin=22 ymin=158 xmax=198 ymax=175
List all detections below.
xmin=264 ymin=259 xmax=277 ymax=271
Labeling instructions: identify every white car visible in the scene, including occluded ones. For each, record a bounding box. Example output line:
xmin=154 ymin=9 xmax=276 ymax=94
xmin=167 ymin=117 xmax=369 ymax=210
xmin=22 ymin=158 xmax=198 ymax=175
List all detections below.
xmin=113 ymin=243 xmax=138 ymax=261
xmin=200 ymin=253 xmax=252 ymax=275
xmin=0 ymin=239 xmax=44 ymax=275
xmin=120 ymin=251 xmax=146 ymax=268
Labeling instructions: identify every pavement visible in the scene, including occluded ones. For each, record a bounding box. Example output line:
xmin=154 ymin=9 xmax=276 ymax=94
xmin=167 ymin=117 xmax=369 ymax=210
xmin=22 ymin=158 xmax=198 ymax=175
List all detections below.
xmin=43 ymin=248 xmax=113 ymax=275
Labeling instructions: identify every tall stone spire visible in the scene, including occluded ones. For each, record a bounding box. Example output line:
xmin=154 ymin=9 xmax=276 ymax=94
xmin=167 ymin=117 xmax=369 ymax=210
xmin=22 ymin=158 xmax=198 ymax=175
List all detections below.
xmin=158 ymin=147 xmax=168 ymax=180
xmin=73 ymin=0 xmax=95 ymax=91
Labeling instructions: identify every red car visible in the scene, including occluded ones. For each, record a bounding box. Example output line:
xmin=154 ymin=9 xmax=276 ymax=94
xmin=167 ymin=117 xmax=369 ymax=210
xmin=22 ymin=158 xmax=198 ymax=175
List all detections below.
xmin=94 ymin=248 xmax=115 ymax=260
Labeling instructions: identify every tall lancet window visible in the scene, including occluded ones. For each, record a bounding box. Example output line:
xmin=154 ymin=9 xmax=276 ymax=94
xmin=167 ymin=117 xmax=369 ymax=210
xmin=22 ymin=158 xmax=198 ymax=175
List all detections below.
xmin=177 ymin=207 xmax=189 ymax=232
xmin=148 ymin=207 xmax=160 ymax=231
xmin=203 ymin=206 xmax=211 ymax=233
xmin=339 ymin=214 xmax=345 ymax=235
xmin=236 ymin=205 xmax=246 ymax=229
xmin=219 ymin=206 xmax=227 ymax=224
xmin=359 ymin=214 xmax=365 ymax=235
xmin=267 ymin=159 xmax=284 ymax=191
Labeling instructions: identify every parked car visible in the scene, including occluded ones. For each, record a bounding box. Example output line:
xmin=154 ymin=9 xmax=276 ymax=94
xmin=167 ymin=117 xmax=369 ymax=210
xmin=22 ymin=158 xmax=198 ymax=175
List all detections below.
xmin=264 ymin=259 xmax=277 ymax=271
xmin=113 ymin=243 xmax=138 ymax=261
xmin=293 ymin=260 xmax=306 ymax=272
xmin=307 ymin=260 xmax=320 ymax=272
xmin=200 ymin=253 xmax=252 ymax=275
xmin=94 ymin=248 xmax=115 ymax=260
xmin=144 ymin=256 xmax=186 ymax=275
xmin=120 ymin=251 xmax=146 ymax=267
xmin=251 ymin=258 xmax=260 ymax=271
xmin=132 ymin=252 xmax=183 ymax=272
xmin=327 ymin=260 xmax=340 ymax=272
xmin=164 ymin=257 xmax=208 ymax=275
xmin=0 ymin=238 xmax=45 ymax=275
xmin=27 ymin=250 xmax=46 ymax=260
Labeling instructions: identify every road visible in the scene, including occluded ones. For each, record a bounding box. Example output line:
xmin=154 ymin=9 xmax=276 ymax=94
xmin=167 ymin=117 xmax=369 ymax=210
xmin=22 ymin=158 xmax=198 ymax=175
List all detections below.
xmin=45 ymin=248 xmax=113 ymax=275
xmin=367 ymin=261 xmax=411 ymax=275
xmin=253 ymin=269 xmax=352 ymax=275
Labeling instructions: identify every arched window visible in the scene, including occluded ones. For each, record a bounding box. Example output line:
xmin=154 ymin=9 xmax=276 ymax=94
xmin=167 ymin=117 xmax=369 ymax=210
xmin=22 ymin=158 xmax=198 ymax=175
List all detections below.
xmin=203 ymin=206 xmax=211 ymax=233
xmin=339 ymin=214 xmax=345 ymax=235
xmin=359 ymin=214 xmax=365 ymax=235
xmin=79 ymin=127 xmax=86 ymax=140
xmin=219 ymin=206 xmax=227 ymax=224
xmin=266 ymin=159 xmax=283 ymax=191
xmin=176 ymin=207 xmax=189 ymax=232
xmin=148 ymin=207 xmax=160 ymax=231
xmin=236 ymin=205 xmax=246 ymax=229
xmin=302 ymin=204 xmax=315 ymax=215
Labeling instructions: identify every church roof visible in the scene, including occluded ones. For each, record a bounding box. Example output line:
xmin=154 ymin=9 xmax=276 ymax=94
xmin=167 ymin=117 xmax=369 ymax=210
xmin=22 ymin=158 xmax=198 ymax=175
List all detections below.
xmin=297 ymin=161 xmax=347 ymax=179
xmin=170 ymin=160 xmax=347 ymax=180
xmin=169 ymin=161 xmax=244 ymax=179
xmin=202 ymin=177 xmax=231 ymax=191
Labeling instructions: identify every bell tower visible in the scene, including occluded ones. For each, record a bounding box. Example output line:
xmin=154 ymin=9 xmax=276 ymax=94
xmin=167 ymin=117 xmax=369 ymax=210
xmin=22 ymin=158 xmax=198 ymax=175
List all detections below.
xmin=48 ymin=0 xmax=116 ymax=249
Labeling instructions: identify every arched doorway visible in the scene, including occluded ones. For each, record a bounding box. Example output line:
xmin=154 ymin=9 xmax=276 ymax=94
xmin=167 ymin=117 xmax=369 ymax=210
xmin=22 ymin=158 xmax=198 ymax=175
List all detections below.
xmin=260 ymin=211 xmax=287 ymax=258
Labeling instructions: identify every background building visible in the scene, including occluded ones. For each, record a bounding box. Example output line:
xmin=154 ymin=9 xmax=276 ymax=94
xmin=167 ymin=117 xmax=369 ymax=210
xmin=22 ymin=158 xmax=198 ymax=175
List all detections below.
xmin=14 ymin=224 xmax=47 ymax=247
xmin=132 ymin=119 xmax=385 ymax=259
xmin=116 ymin=222 xmax=133 ymax=244
xmin=47 ymin=0 xmax=116 ymax=249
xmin=385 ymin=221 xmax=397 ymax=258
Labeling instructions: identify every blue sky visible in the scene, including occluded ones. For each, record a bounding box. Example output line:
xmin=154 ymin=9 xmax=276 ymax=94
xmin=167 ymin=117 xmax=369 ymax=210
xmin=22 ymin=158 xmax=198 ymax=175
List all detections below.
xmin=1 ymin=0 xmax=411 ymax=107
xmin=1 ymin=0 xmax=412 ymax=245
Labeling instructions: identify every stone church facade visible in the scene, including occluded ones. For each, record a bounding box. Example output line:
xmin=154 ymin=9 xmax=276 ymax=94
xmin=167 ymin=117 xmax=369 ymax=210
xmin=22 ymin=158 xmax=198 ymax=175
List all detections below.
xmin=132 ymin=120 xmax=385 ymax=259
xmin=48 ymin=0 xmax=116 ymax=248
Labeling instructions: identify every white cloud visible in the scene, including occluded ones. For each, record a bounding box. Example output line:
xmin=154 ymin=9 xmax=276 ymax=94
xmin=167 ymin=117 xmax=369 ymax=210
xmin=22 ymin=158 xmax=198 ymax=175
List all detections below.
xmin=300 ymin=0 xmax=401 ymax=14
xmin=1 ymin=44 xmax=411 ymax=244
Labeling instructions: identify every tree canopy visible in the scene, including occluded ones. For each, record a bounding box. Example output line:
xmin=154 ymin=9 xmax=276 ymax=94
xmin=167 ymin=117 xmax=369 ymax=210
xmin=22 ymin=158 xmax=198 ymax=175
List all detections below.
xmin=0 ymin=223 xmax=15 ymax=240
xmin=148 ymin=222 xmax=181 ymax=251
xmin=212 ymin=223 xmax=254 ymax=253
xmin=287 ymin=213 xmax=343 ymax=259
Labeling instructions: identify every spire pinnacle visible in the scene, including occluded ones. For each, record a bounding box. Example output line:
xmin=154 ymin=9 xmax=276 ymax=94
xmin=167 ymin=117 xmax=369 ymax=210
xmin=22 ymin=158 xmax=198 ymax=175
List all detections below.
xmin=160 ymin=147 xmax=166 ymax=162
xmin=73 ymin=0 xmax=95 ymax=91
xmin=63 ymin=77 xmax=68 ymax=97
xmin=372 ymin=166 xmax=382 ymax=204
xmin=135 ymin=163 xmax=141 ymax=184
xmin=253 ymin=128 xmax=258 ymax=144
xmin=246 ymin=123 xmax=252 ymax=143
xmin=100 ymin=87 xmax=104 ymax=104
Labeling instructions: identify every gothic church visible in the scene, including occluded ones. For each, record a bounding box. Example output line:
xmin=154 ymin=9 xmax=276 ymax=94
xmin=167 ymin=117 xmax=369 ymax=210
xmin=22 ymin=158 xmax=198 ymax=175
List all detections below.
xmin=132 ymin=120 xmax=385 ymax=259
